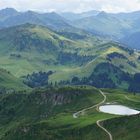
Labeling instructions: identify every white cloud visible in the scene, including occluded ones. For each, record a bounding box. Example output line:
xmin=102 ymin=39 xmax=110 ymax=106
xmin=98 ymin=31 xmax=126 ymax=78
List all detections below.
xmin=0 ymin=0 xmax=140 ymax=13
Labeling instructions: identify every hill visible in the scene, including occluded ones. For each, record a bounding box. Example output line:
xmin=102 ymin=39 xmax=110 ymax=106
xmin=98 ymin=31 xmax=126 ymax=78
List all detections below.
xmin=0 ymin=23 xmax=107 ymax=76
xmin=0 ymin=24 xmax=140 ymax=90
xmin=0 ymin=87 xmax=139 ymax=140
xmin=0 ymin=86 xmax=103 ymax=139
xmin=50 ymin=42 xmax=140 ymax=89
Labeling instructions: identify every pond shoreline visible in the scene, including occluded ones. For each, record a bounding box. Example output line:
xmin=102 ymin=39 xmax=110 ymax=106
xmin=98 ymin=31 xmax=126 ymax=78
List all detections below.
xmin=99 ymin=104 xmax=140 ymax=116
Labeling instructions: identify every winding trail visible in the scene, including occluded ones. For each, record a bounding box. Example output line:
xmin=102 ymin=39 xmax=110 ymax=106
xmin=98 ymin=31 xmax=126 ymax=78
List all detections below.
xmin=73 ymin=90 xmax=113 ymax=140
xmin=73 ymin=90 xmax=106 ymax=118
xmin=97 ymin=120 xmax=113 ymax=140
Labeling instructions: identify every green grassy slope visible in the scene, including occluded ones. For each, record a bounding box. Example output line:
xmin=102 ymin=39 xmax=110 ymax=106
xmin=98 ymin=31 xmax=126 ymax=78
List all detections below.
xmin=0 ymin=24 xmax=107 ymax=77
xmin=0 ymin=24 xmax=140 ymax=87
xmin=0 ymin=69 xmax=29 ymax=91
xmin=103 ymin=115 xmax=140 ymax=140
xmin=0 ymin=86 xmax=104 ymax=139
xmin=0 ymin=86 xmax=140 ymax=140
xmin=49 ymin=43 xmax=140 ymax=83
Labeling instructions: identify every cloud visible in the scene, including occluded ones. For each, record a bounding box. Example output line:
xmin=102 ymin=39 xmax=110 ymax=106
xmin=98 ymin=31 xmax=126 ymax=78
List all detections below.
xmin=0 ymin=0 xmax=140 ymax=13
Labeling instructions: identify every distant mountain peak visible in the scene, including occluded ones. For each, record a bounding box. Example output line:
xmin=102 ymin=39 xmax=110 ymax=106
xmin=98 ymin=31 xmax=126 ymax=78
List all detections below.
xmin=45 ymin=11 xmax=62 ymax=17
xmin=0 ymin=8 xmax=17 ymax=13
xmin=0 ymin=8 xmax=18 ymax=19
xmin=97 ymin=11 xmax=108 ymax=17
xmin=24 ymin=10 xmax=37 ymax=16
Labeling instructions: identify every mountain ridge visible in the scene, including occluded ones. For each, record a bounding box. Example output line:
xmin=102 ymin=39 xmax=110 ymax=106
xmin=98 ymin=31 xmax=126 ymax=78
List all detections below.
xmin=0 ymin=23 xmax=140 ymax=90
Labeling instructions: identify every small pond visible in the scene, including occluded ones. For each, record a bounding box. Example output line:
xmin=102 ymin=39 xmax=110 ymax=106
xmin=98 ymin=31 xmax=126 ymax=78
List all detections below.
xmin=99 ymin=105 xmax=140 ymax=115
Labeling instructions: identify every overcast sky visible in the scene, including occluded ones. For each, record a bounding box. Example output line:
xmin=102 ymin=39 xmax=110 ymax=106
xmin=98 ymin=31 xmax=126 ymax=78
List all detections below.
xmin=0 ymin=0 xmax=140 ymax=13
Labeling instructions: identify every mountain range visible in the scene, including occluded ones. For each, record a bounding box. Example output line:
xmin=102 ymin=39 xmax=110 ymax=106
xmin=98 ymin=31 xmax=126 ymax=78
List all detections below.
xmin=0 ymin=23 xmax=139 ymax=91
xmin=0 ymin=8 xmax=72 ymax=31
xmin=0 ymin=7 xmax=140 ymax=140
xmin=63 ymin=11 xmax=140 ymax=49
xmin=0 ymin=8 xmax=140 ymax=49
xmin=0 ymin=8 xmax=140 ymax=91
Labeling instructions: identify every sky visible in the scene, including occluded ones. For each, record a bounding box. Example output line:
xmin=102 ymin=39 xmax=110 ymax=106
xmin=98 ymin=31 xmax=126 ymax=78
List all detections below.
xmin=0 ymin=0 xmax=140 ymax=13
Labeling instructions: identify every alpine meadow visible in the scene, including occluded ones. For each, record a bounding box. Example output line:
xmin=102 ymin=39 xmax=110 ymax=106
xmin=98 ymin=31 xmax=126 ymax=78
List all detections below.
xmin=0 ymin=1 xmax=140 ymax=140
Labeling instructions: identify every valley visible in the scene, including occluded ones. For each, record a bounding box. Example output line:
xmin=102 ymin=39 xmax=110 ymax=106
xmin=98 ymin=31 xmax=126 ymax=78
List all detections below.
xmin=0 ymin=7 xmax=140 ymax=140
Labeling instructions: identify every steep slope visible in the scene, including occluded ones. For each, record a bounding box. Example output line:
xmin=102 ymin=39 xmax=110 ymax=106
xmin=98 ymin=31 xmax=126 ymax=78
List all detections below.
xmin=88 ymin=62 xmax=131 ymax=89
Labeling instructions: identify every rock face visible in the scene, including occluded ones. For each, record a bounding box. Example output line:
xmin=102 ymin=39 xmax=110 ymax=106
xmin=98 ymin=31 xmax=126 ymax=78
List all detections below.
xmin=37 ymin=88 xmax=84 ymax=106
xmin=0 ymin=87 xmax=92 ymax=131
